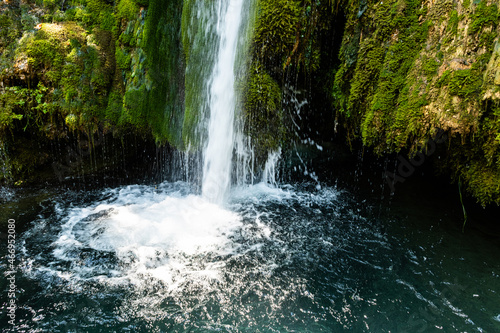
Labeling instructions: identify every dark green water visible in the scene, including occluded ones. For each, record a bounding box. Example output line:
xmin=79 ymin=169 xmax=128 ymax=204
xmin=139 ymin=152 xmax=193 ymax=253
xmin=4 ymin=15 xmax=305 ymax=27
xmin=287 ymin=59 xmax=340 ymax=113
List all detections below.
xmin=0 ymin=179 xmax=499 ymax=332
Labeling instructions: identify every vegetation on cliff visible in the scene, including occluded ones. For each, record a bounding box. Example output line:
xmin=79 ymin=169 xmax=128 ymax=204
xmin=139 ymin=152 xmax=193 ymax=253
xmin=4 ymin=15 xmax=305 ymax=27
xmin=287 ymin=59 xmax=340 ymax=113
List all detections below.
xmin=242 ymin=0 xmax=337 ymax=161
xmin=0 ymin=0 xmax=184 ymax=182
xmin=332 ymin=0 xmax=500 ymax=205
xmin=1 ymin=0 xmax=499 ymax=206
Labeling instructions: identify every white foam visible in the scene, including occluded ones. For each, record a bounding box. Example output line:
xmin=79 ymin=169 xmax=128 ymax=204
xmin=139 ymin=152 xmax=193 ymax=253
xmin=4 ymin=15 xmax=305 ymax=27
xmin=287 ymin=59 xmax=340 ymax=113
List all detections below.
xmin=26 ymin=181 xmax=341 ymax=299
xmin=51 ymin=186 xmax=242 ymax=286
xmin=230 ymin=182 xmax=294 ymax=203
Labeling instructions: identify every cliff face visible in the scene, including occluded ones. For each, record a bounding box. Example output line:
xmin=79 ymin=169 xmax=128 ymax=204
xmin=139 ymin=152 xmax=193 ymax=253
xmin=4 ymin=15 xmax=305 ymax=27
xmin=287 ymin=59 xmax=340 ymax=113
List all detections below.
xmin=0 ymin=0 xmax=499 ymax=205
xmin=0 ymin=0 xmax=184 ymax=182
xmin=242 ymin=0 xmax=339 ymax=162
xmin=333 ymin=0 xmax=500 ymax=205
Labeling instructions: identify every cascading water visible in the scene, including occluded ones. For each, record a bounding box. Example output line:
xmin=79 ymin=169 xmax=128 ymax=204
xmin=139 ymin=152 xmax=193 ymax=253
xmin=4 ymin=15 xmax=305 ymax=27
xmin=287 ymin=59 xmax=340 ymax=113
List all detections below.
xmin=202 ymin=0 xmax=245 ymax=204
xmin=262 ymin=148 xmax=281 ymax=187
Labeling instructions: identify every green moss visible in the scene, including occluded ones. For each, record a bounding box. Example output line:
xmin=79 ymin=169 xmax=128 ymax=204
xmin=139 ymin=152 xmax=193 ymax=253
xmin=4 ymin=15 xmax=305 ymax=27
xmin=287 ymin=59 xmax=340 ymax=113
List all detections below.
xmin=347 ymin=40 xmax=385 ymax=116
xmin=85 ymin=0 xmax=114 ymax=28
xmin=243 ymin=63 xmax=285 ymax=156
xmin=469 ymin=1 xmax=498 ymax=35
xmin=254 ymin=0 xmax=301 ymax=63
xmin=464 ymin=163 xmax=500 ymax=206
xmin=422 ymin=57 xmax=440 ymax=76
xmin=105 ymin=89 xmax=123 ymax=126
xmin=251 ymin=0 xmax=330 ymax=74
xmin=180 ymin=0 xmax=195 ymax=61
xmin=0 ymin=88 xmax=24 ymax=134
xmin=0 ymin=13 xmax=18 ymax=53
xmin=446 ymin=9 xmax=459 ymax=35
xmin=13 ymin=19 xmax=118 ymax=135
xmin=115 ymin=47 xmax=131 ymax=70
xmin=123 ymin=86 xmax=148 ymax=123
xmin=0 ymin=0 xmax=187 ymax=182
xmin=99 ymin=11 xmax=116 ymax=31
xmin=448 ymin=69 xmax=482 ymax=98
xmin=65 ymin=113 xmax=78 ymax=130
xmin=436 ymin=69 xmax=451 ymax=87
xmin=332 ymin=0 xmax=500 ymax=205
xmin=43 ymin=0 xmax=60 ymax=11
xmin=20 ymin=4 xmax=38 ymax=32
xmin=26 ymin=38 xmax=64 ymax=84
xmin=337 ymin=0 xmax=431 ymax=150
xmin=446 ymin=103 xmax=500 ymax=206
xmin=127 ymin=0 xmax=185 ymax=145
xmin=117 ymin=0 xmax=140 ymax=21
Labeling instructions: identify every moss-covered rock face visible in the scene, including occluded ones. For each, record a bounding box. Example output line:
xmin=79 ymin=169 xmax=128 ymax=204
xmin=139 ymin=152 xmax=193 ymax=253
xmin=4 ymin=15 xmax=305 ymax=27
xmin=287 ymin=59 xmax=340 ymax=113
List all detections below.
xmin=123 ymin=0 xmax=184 ymax=146
xmin=242 ymin=63 xmax=284 ymax=155
xmin=1 ymin=0 xmax=498 ymax=206
xmin=0 ymin=0 xmax=185 ymax=183
xmin=333 ymin=0 xmax=500 ymax=205
xmin=254 ymin=0 xmax=301 ymax=67
xmin=242 ymin=0 xmax=337 ymax=161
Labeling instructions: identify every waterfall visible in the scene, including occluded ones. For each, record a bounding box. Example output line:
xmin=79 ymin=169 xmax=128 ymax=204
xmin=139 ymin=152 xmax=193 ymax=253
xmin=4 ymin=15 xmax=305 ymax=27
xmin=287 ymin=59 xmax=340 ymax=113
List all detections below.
xmin=262 ymin=148 xmax=281 ymax=187
xmin=201 ymin=0 xmax=245 ymax=204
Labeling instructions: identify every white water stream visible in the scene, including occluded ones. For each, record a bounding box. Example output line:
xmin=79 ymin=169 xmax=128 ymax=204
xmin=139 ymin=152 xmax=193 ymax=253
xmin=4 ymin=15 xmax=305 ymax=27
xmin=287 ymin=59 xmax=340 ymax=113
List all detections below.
xmin=202 ymin=0 xmax=245 ymax=204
